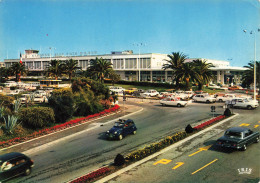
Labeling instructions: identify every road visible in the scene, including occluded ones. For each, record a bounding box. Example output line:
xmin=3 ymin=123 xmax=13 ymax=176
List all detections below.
xmin=8 ymin=99 xmax=229 ymax=183
xmin=106 ymin=105 xmax=260 ymax=183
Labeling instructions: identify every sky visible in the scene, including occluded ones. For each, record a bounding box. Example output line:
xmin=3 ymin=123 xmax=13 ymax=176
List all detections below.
xmin=0 ymin=0 xmax=259 ymax=67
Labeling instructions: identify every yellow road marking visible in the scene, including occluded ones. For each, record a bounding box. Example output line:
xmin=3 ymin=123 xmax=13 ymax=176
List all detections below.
xmin=239 ymin=123 xmax=250 ymax=127
xmin=188 ymin=145 xmax=212 ymax=157
xmin=172 ymin=162 xmax=184 ymax=170
xmin=191 ymin=159 xmax=218 ymax=175
xmin=153 ymin=159 xmax=172 ymax=165
xmin=254 ymin=125 xmax=259 ymax=128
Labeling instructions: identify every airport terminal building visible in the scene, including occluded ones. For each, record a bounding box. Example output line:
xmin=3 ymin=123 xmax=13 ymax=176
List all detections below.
xmin=3 ymin=49 xmax=247 ymax=85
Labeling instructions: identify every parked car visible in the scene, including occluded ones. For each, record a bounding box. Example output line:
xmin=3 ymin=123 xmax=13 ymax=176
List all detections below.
xmin=109 ymin=86 xmax=125 ymax=96
xmin=216 ymin=94 xmax=236 ymax=102
xmin=159 ymin=97 xmax=188 ymax=107
xmin=106 ymin=119 xmax=137 ymax=140
xmin=225 ymin=98 xmax=259 ymax=110
xmin=140 ymin=89 xmax=159 ymax=97
xmin=216 ymin=127 xmax=259 ymax=151
xmin=124 ymin=88 xmax=138 ymax=95
xmin=193 ymin=94 xmax=216 ymax=103
xmin=0 ymin=152 xmax=34 ymax=182
xmin=228 ymin=85 xmax=243 ymax=90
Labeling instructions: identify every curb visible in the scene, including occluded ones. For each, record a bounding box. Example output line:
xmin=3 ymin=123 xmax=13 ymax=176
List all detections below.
xmin=94 ymin=113 xmax=239 ymax=183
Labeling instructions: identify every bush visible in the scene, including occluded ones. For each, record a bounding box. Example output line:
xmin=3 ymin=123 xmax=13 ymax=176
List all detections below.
xmin=48 ymin=88 xmax=75 ymax=123
xmin=0 ymin=94 xmax=15 ymax=111
xmin=224 ymin=108 xmax=232 ymax=117
xmin=185 ymin=124 xmax=194 ymax=133
xmin=19 ymin=107 xmax=55 ymax=129
xmin=114 ymin=154 xmax=125 ymax=166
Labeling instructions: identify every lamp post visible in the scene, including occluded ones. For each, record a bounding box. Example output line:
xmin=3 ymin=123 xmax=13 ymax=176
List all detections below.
xmin=133 ymin=43 xmax=145 ymax=82
xmin=243 ymin=29 xmax=258 ymax=100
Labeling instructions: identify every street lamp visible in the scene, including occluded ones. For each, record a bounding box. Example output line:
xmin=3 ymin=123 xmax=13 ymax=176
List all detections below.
xmin=133 ymin=43 xmax=146 ymax=82
xmin=243 ymin=29 xmax=258 ymax=100
xmin=49 ymin=47 xmax=56 ymax=61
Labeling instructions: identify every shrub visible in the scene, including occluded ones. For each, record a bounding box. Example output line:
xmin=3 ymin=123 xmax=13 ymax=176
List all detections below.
xmin=19 ymin=107 xmax=55 ymax=129
xmin=224 ymin=108 xmax=232 ymax=117
xmin=185 ymin=124 xmax=194 ymax=133
xmin=114 ymin=154 xmax=125 ymax=166
xmin=0 ymin=94 xmax=15 ymax=111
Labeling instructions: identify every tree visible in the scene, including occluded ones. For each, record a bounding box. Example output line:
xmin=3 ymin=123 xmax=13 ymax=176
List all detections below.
xmin=193 ymin=59 xmax=214 ymax=90
xmin=9 ymin=62 xmax=26 ymax=82
xmin=242 ymin=61 xmax=260 ymax=94
xmin=46 ymin=59 xmax=63 ymax=80
xmin=107 ymin=69 xmax=121 ymax=85
xmin=175 ymin=62 xmax=196 ymax=90
xmin=0 ymin=67 xmax=10 ymax=82
xmin=62 ymin=59 xmax=80 ymax=82
xmin=162 ymin=52 xmax=188 ymax=88
xmin=87 ymin=57 xmax=113 ymax=83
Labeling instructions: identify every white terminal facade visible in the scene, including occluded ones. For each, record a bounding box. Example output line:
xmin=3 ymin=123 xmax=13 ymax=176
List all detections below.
xmin=4 ymin=50 xmax=247 ymax=85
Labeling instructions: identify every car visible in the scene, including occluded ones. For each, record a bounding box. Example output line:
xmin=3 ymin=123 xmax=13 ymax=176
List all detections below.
xmin=160 ymin=97 xmax=188 ymax=107
xmin=225 ymin=98 xmax=259 ymax=110
xmin=109 ymin=86 xmax=125 ymax=96
xmin=193 ymin=94 xmax=216 ymax=103
xmin=0 ymin=152 xmax=34 ymax=182
xmin=140 ymin=89 xmax=159 ymax=97
xmin=228 ymin=85 xmax=243 ymax=90
xmin=216 ymin=94 xmax=236 ymax=102
xmin=216 ymin=127 xmax=259 ymax=151
xmin=124 ymin=88 xmax=138 ymax=95
xmin=106 ymin=119 xmax=137 ymax=140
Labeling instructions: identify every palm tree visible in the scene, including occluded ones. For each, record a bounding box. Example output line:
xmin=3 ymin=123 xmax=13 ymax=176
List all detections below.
xmin=175 ymin=62 xmax=196 ymax=90
xmin=9 ymin=62 xmax=26 ymax=82
xmin=193 ymin=59 xmax=214 ymax=90
xmin=87 ymin=57 xmax=113 ymax=83
xmin=162 ymin=52 xmax=188 ymax=88
xmin=242 ymin=61 xmax=260 ymax=94
xmin=62 ymin=59 xmax=80 ymax=82
xmin=46 ymin=59 xmax=63 ymax=80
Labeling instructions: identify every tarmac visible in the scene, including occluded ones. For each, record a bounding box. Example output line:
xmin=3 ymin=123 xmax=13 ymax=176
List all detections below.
xmin=0 ymin=104 xmax=142 ymax=155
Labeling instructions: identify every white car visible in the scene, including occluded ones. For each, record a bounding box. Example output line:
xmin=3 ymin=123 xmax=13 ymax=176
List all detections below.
xmin=216 ymin=94 xmax=236 ymax=102
xmin=193 ymin=94 xmax=216 ymax=103
xmin=140 ymin=89 xmax=159 ymax=97
xmin=160 ymin=97 xmax=188 ymax=107
xmin=109 ymin=86 xmax=125 ymax=95
xmin=226 ymin=98 xmax=259 ymax=110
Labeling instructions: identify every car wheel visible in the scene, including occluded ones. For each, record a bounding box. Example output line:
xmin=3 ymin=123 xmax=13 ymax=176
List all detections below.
xmin=118 ymin=134 xmax=123 ymax=140
xmin=177 ymin=103 xmax=181 ymax=107
xmin=206 ymin=100 xmax=210 ymax=103
xmin=219 ymin=99 xmax=223 ymax=102
xmin=241 ymin=144 xmax=247 ymax=151
xmin=132 ymin=130 xmax=136 ymax=135
xmin=247 ymin=105 xmax=253 ymax=110
xmin=24 ymin=168 xmax=31 ymax=176
xmin=255 ymin=137 xmax=259 ymax=143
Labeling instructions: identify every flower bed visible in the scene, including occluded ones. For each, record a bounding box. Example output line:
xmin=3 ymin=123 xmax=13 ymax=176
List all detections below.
xmin=69 ymin=167 xmax=111 ymax=183
xmin=193 ymin=115 xmax=225 ymax=130
xmin=0 ymin=105 xmax=120 ymax=148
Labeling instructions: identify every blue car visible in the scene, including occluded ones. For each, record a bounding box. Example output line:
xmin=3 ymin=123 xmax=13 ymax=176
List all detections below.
xmin=106 ymin=119 xmax=137 ymax=140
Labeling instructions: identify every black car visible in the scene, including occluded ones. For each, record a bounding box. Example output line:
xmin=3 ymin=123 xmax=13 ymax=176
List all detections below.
xmin=216 ymin=127 xmax=259 ymax=151
xmin=0 ymin=152 xmax=34 ymax=182
xmin=106 ymin=119 xmax=137 ymax=140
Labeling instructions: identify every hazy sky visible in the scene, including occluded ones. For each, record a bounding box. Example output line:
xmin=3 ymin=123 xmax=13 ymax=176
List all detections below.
xmin=0 ymin=0 xmax=259 ymax=67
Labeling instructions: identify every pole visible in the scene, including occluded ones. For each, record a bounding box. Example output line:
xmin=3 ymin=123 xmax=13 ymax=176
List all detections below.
xmin=253 ymin=33 xmax=256 ymax=101
xmin=139 ymin=46 xmax=141 ymax=82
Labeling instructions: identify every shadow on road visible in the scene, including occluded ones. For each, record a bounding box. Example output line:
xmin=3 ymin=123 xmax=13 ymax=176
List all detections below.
xmin=203 ymin=140 xmax=235 ymax=154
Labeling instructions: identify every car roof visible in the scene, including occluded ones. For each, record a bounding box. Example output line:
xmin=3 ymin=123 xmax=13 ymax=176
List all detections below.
xmin=0 ymin=152 xmax=26 ymax=162
xmin=226 ymin=127 xmax=249 ymax=133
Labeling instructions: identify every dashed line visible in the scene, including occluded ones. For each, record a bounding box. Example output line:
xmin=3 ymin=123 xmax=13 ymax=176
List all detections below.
xmin=191 ymin=159 xmax=218 ymax=175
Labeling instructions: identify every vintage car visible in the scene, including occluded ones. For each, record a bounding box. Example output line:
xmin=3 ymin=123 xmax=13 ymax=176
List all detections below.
xmin=216 ymin=94 xmax=236 ymax=102
xmin=0 ymin=152 xmax=34 ymax=182
xmin=193 ymin=94 xmax=216 ymax=103
xmin=159 ymin=97 xmax=188 ymax=107
xmin=106 ymin=119 xmax=137 ymax=140
xmin=140 ymin=89 xmax=159 ymax=97
xmin=225 ymin=98 xmax=259 ymax=110
xmin=216 ymin=127 xmax=259 ymax=151
xmin=124 ymin=88 xmax=138 ymax=95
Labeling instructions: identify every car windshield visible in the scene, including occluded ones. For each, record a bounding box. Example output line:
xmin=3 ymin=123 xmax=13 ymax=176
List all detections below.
xmin=114 ymin=122 xmax=124 ymax=128
xmin=224 ymin=131 xmax=242 ymax=139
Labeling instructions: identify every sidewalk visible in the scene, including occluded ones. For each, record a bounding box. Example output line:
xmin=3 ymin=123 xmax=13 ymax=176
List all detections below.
xmin=0 ymin=104 xmax=142 ymax=155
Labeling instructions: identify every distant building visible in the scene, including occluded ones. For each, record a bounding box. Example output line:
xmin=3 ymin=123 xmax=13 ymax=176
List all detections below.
xmin=0 ymin=62 xmax=5 ymax=67
xmin=3 ymin=49 xmax=246 ymax=85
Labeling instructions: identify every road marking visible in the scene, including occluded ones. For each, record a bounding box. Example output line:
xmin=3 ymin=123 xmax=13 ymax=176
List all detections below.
xmin=136 ymin=102 xmax=144 ymax=104
xmin=191 ymin=159 xmax=218 ymax=175
xmin=239 ymin=123 xmax=250 ymax=127
xmin=153 ymin=159 xmax=172 ymax=165
xmin=172 ymin=162 xmax=184 ymax=170
xmin=188 ymin=145 xmax=212 ymax=157
xmin=254 ymin=125 xmax=259 ymax=128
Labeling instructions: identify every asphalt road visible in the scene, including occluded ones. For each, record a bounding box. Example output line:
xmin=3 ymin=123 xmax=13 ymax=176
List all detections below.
xmin=8 ymin=99 xmax=258 ymax=183
xmin=106 ymin=106 xmax=260 ymax=183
